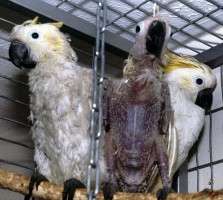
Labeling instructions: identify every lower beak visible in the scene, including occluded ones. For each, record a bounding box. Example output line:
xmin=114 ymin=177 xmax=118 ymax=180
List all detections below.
xmin=9 ymin=40 xmax=36 ymax=69
xmin=195 ymin=88 xmax=213 ymax=110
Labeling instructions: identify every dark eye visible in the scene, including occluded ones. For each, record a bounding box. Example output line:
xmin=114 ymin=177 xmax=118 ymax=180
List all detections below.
xmin=136 ymin=25 xmax=140 ymax=33
xmin=32 ymin=32 xmax=39 ymax=39
xmin=196 ymin=78 xmax=203 ymax=85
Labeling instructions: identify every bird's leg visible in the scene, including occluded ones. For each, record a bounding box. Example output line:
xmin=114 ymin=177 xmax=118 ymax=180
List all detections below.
xmin=157 ymin=186 xmax=174 ymax=200
xmin=103 ymin=79 xmax=111 ymax=133
xmin=103 ymin=131 xmax=119 ymax=200
xmin=62 ymin=178 xmax=85 ymax=200
xmin=24 ymin=171 xmax=48 ymax=200
xmin=160 ymin=82 xmax=171 ymax=135
xmin=102 ymin=178 xmax=118 ymax=200
xmin=155 ymin=137 xmax=173 ymax=200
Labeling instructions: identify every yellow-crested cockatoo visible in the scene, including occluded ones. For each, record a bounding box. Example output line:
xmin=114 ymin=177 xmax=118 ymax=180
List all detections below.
xmin=103 ymin=15 xmax=173 ymax=200
xmin=162 ymin=51 xmax=217 ymax=180
xmin=123 ymin=50 xmax=217 ymax=192
xmin=8 ymin=17 xmax=107 ymax=200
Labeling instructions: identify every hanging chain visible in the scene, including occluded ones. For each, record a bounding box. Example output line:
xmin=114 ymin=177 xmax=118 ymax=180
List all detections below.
xmin=87 ymin=0 xmax=107 ymax=199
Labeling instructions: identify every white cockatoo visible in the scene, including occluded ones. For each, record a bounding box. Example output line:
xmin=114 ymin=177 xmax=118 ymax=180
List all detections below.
xmin=162 ymin=51 xmax=217 ymax=180
xmin=8 ymin=17 xmax=107 ymax=200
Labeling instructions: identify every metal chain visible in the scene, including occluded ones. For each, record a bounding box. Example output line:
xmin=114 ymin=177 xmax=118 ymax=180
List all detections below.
xmin=87 ymin=0 xmax=107 ymax=199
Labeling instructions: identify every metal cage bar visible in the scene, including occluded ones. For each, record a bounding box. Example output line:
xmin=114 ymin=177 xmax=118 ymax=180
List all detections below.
xmin=209 ymin=113 xmax=213 ymax=190
xmin=0 ymin=136 xmax=33 ymax=150
xmin=0 ymin=158 xmax=33 ymax=171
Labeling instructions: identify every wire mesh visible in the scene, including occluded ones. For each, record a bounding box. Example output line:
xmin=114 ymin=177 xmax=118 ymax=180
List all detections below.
xmin=43 ymin=0 xmax=223 ymax=56
xmin=0 ymin=16 xmax=35 ymax=200
xmin=0 ymin=60 xmax=33 ymax=170
xmin=0 ymin=24 xmax=33 ymax=173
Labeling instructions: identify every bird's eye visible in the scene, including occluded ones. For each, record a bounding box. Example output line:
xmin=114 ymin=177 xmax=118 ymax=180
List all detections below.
xmin=135 ymin=22 xmax=145 ymax=35
xmin=136 ymin=25 xmax=140 ymax=33
xmin=32 ymin=32 xmax=39 ymax=39
xmin=196 ymin=78 xmax=204 ymax=85
xmin=196 ymin=78 xmax=203 ymax=85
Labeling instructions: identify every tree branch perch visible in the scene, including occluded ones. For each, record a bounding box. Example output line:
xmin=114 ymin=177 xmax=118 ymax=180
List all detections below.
xmin=0 ymin=167 xmax=223 ymax=199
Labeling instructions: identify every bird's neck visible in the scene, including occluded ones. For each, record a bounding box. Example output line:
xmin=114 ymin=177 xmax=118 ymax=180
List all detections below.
xmin=128 ymin=56 xmax=162 ymax=80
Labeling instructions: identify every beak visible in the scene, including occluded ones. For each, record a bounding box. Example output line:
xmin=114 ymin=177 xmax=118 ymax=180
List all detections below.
xmin=146 ymin=20 xmax=166 ymax=57
xmin=195 ymin=88 xmax=213 ymax=111
xmin=9 ymin=40 xmax=36 ymax=69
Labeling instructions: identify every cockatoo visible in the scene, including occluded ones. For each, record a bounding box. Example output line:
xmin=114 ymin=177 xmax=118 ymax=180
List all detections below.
xmin=103 ymin=15 xmax=172 ymax=200
xmin=8 ymin=17 xmax=107 ymax=200
xmin=163 ymin=51 xmax=217 ymax=180
xmin=123 ymin=50 xmax=217 ymax=192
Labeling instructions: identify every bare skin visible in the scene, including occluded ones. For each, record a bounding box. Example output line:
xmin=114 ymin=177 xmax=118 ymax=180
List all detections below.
xmin=103 ymin=57 xmax=171 ymax=199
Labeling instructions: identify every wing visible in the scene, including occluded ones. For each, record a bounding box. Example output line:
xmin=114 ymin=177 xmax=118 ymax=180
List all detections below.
xmin=103 ymin=79 xmax=113 ymax=133
xmin=167 ymin=111 xmax=178 ymax=181
xmin=160 ymin=82 xmax=171 ymax=135
xmin=146 ymin=83 xmax=176 ymax=192
xmin=145 ymin=111 xmax=177 ymax=192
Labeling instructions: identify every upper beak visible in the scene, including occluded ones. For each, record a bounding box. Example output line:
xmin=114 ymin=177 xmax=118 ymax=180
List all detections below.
xmin=9 ymin=40 xmax=36 ymax=69
xmin=146 ymin=20 xmax=166 ymax=57
xmin=195 ymin=88 xmax=213 ymax=111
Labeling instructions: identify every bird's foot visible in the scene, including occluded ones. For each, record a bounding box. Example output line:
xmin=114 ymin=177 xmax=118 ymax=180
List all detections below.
xmin=102 ymin=182 xmax=118 ymax=200
xmin=24 ymin=173 xmax=48 ymax=200
xmin=62 ymin=178 xmax=85 ymax=200
xmin=156 ymin=186 xmax=174 ymax=200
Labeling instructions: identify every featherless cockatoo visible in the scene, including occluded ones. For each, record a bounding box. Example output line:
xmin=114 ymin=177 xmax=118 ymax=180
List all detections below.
xmin=8 ymin=17 xmax=107 ymax=200
xmin=123 ymin=50 xmax=217 ymax=192
xmin=103 ymin=15 xmax=172 ymax=200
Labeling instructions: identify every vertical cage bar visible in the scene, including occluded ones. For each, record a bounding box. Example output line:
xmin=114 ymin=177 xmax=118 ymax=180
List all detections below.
xmin=221 ymin=65 xmax=223 ymax=102
xmin=195 ymin=142 xmax=200 ymax=191
xmin=178 ymin=161 xmax=188 ymax=193
xmin=87 ymin=0 xmax=107 ymax=199
xmin=209 ymin=113 xmax=213 ymax=190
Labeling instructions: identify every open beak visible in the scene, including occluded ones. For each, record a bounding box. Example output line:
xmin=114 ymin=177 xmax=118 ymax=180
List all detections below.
xmin=9 ymin=40 xmax=36 ymax=69
xmin=195 ymin=88 xmax=213 ymax=111
xmin=146 ymin=20 xmax=166 ymax=57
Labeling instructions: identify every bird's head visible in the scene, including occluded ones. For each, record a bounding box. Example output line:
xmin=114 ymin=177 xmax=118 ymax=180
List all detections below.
xmin=9 ymin=17 xmax=77 ymax=69
xmin=131 ymin=14 xmax=171 ymax=61
xmin=163 ymin=50 xmax=217 ymax=110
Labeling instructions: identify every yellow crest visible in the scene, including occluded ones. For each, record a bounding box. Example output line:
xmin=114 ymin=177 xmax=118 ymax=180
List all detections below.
xmin=22 ymin=16 xmax=63 ymax=28
xmin=48 ymin=22 xmax=63 ymax=28
xmin=22 ymin=16 xmax=39 ymax=26
xmin=30 ymin=16 xmax=39 ymax=24
xmin=162 ymin=49 xmax=205 ymax=73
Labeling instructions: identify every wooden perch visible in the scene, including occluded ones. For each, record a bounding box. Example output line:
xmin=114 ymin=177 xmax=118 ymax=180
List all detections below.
xmin=0 ymin=167 xmax=223 ymax=200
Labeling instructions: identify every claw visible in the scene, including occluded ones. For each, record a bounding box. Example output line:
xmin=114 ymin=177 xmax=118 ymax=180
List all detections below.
xmin=157 ymin=186 xmax=174 ymax=200
xmin=103 ymin=182 xmax=118 ymax=200
xmin=62 ymin=178 xmax=85 ymax=200
xmin=24 ymin=172 xmax=48 ymax=200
